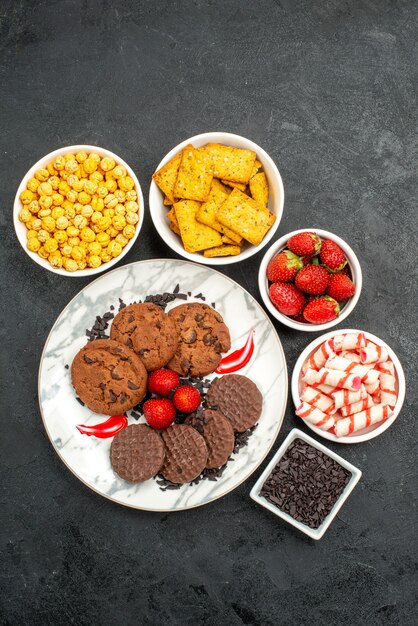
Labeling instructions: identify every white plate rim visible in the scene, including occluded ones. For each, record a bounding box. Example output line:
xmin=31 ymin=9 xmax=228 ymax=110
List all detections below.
xmin=38 ymin=258 xmax=289 ymax=511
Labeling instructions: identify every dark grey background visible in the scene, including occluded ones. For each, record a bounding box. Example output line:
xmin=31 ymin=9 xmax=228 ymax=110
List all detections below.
xmin=1 ymin=1 xmax=417 ymax=624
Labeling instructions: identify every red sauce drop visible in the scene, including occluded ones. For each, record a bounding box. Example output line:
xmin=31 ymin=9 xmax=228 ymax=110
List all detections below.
xmin=215 ymin=329 xmax=255 ymax=374
xmin=76 ymin=415 xmax=128 ymax=439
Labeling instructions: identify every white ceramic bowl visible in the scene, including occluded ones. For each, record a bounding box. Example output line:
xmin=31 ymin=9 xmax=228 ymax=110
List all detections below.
xmin=149 ymin=132 xmax=284 ymax=265
xmin=250 ymin=428 xmax=362 ymax=540
xmin=13 ymin=145 xmax=144 ymax=277
xmin=291 ymin=329 xmax=406 ymax=444
xmin=258 ymin=229 xmax=362 ymax=331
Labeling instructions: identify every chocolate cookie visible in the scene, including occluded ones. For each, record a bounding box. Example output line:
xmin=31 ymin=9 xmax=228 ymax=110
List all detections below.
xmin=190 ymin=409 xmax=235 ymax=469
xmin=160 ymin=424 xmax=208 ymax=484
xmin=205 ymin=374 xmax=263 ymax=432
xmin=110 ymin=424 xmax=165 ymax=482
xmin=71 ymin=339 xmax=147 ymax=415
xmin=167 ymin=303 xmax=231 ymax=377
xmin=110 ymin=303 xmax=178 ymax=371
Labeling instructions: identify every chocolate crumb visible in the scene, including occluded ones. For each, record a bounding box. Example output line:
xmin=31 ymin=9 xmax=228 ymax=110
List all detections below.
xmin=75 ymin=397 xmax=85 ymax=406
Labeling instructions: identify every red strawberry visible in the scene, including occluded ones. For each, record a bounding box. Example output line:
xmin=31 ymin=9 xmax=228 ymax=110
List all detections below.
xmin=319 ymin=240 xmax=347 ymax=272
xmin=326 ymin=273 xmax=355 ymax=301
xmin=287 ymin=232 xmax=322 ymax=257
xmin=269 ymin=282 xmax=306 ymax=316
xmin=303 ymin=296 xmax=340 ymax=324
xmin=266 ymin=250 xmax=302 ymax=283
xmin=294 ymin=264 xmax=329 ymax=295
xmin=173 ymin=385 xmax=201 ymax=413
xmin=147 ymin=369 xmax=180 ymax=396
xmin=143 ymin=398 xmax=177 ymax=429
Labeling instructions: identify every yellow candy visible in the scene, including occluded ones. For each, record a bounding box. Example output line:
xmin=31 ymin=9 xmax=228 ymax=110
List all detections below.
xmin=77 ymin=260 xmax=87 ymax=270
xmin=81 ymin=205 xmax=93 ymax=218
xmin=105 ymin=179 xmax=117 ymax=193
xmin=115 ymin=234 xmax=128 ymax=247
xmin=28 ymin=200 xmax=40 ymax=214
xmin=96 ymin=232 xmax=110 ymax=247
xmin=56 ymin=216 xmax=69 ymax=230
xmin=27 ymin=238 xmax=41 ymax=252
xmin=83 ymin=158 xmax=97 ymax=174
xmin=91 ymin=211 xmax=103 ymax=224
xmin=112 ymin=215 xmax=126 ymax=231
xmin=125 ymin=201 xmax=139 ymax=213
xmin=44 ymin=238 xmax=58 ymax=253
xmin=47 ymin=163 xmax=58 ymax=176
xmin=26 ymin=178 xmax=40 ymax=193
xmin=100 ymin=157 xmax=115 ymax=172
xmin=42 ymin=216 xmax=56 ymax=232
xmin=35 ymin=168 xmax=49 ymax=182
xmin=38 ymin=246 xmax=49 ymax=259
xmin=125 ymin=190 xmax=137 ymax=202
xmin=78 ymin=191 xmax=91 ymax=205
xmin=112 ymin=165 xmax=126 ymax=179
xmin=79 ymin=241 xmax=89 ymax=251
xmin=73 ymin=214 xmax=88 ymax=230
xmin=103 ymin=208 xmax=115 ymax=218
xmin=19 ymin=208 xmax=32 ymax=223
xmin=71 ymin=245 xmax=85 ymax=262
xmin=65 ymin=159 xmax=78 ymax=174
xmin=49 ymin=251 xmax=63 ymax=268
xmin=91 ymin=196 xmax=104 ymax=212
xmin=107 ymin=241 xmax=122 ymax=257
xmin=88 ymin=241 xmax=102 ymax=255
xmin=89 ymin=171 xmax=103 ymax=184
xmin=96 ymin=216 xmax=111 ymax=231
xmin=68 ymin=236 xmax=81 ymax=247
xmin=88 ymin=254 xmax=102 ymax=268
xmin=64 ymin=153 xmax=75 ymax=162
xmin=65 ymin=206 xmax=76 ymax=220
xmin=118 ymin=176 xmax=134 ymax=191
xmin=114 ymin=204 xmax=125 ymax=216
xmin=51 ymin=193 xmax=64 ymax=206
xmin=48 ymin=176 xmax=60 ymax=190
xmin=126 ymin=212 xmax=139 ymax=225
xmin=80 ymin=227 xmax=95 ymax=243
xmin=104 ymin=194 xmax=117 ymax=209
xmin=100 ymin=251 xmax=112 ymax=263
xmin=67 ymin=174 xmax=79 ymax=188
xmin=58 ymin=180 xmax=70 ymax=194
xmin=97 ymin=185 xmax=108 ymax=198
xmin=66 ymin=225 xmax=79 ymax=237
xmin=51 ymin=207 xmax=65 ymax=220
xmin=31 ymin=218 xmax=42 ymax=231
xmin=72 ymin=179 xmax=84 ymax=193
xmin=26 ymin=229 xmax=38 ymax=239
xmin=73 ymin=203 xmax=83 ymax=214
xmin=63 ymin=258 xmax=78 ymax=272
xmin=37 ymin=229 xmax=50 ymax=243
xmin=54 ymin=230 xmax=67 ymax=244
xmin=76 ymin=151 xmax=88 ymax=163
xmin=107 ymin=226 xmax=119 ymax=238
xmin=61 ymin=244 xmax=73 ymax=257
xmin=54 ymin=156 xmax=66 ymax=171
xmin=20 ymin=190 xmax=35 ymax=205
xmin=114 ymin=189 xmax=126 ymax=202
xmin=83 ymin=181 xmax=97 ymax=196
xmin=39 ymin=196 xmax=53 ymax=210
xmin=89 ymin=152 xmax=101 ymax=163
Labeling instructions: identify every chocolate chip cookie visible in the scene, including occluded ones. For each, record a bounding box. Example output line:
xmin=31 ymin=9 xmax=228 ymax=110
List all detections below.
xmin=160 ymin=424 xmax=208 ymax=484
xmin=71 ymin=339 xmax=148 ymax=415
xmin=110 ymin=424 xmax=165 ymax=483
xmin=205 ymin=374 xmax=263 ymax=432
xmin=166 ymin=303 xmax=231 ymax=377
xmin=110 ymin=303 xmax=179 ymax=371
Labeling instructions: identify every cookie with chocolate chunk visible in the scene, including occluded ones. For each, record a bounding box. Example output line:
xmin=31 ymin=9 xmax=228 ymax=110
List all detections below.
xmin=110 ymin=303 xmax=178 ymax=371
xmin=71 ymin=339 xmax=147 ymax=415
xmin=205 ymin=374 xmax=263 ymax=432
xmin=110 ymin=424 xmax=165 ymax=483
xmin=166 ymin=303 xmax=231 ymax=377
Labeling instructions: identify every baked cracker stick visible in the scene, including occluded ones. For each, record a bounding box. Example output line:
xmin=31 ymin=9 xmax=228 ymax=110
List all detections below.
xmin=296 ymin=402 xmax=335 ymax=431
xmin=325 ymin=356 xmax=380 ymax=384
xmin=333 ymin=332 xmax=366 ymax=352
xmin=303 ymin=368 xmax=362 ymax=391
xmin=335 ymin=404 xmax=393 ymax=437
xmin=380 ymin=372 xmax=397 ymax=407
xmin=330 ymin=386 xmax=367 ymax=410
xmin=301 ymin=385 xmax=335 ymax=414
xmin=308 ymin=339 xmax=336 ymax=370
xmin=360 ymin=342 xmax=389 ymax=364
xmin=340 ymin=395 xmax=374 ymax=417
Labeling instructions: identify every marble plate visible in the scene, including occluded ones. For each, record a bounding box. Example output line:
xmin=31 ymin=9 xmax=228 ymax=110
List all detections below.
xmin=39 ymin=259 xmax=288 ymax=511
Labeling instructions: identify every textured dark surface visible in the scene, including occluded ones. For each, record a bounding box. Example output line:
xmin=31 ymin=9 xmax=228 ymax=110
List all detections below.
xmin=1 ymin=1 xmax=417 ymax=624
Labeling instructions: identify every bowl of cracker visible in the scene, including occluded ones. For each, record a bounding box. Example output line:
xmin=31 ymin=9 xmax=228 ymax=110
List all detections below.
xmin=149 ymin=132 xmax=284 ymax=265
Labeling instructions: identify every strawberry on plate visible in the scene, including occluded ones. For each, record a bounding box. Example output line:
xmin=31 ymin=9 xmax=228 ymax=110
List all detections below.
xmin=147 ymin=369 xmax=180 ymax=396
xmin=143 ymin=398 xmax=177 ymax=429
xmin=326 ymin=273 xmax=355 ymax=301
xmin=269 ymin=282 xmax=306 ymax=316
xmin=319 ymin=240 xmax=347 ymax=272
xmin=173 ymin=385 xmax=201 ymax=413
xmin=303 ymin=296 xmax=340 ymax=324
xmin=294 ymin=264 xmax=329 ymax=295
xmin=266 ymin=250 xmax=303 ymax=283
xmin=287 ymin=232 xmax=322 ymax=257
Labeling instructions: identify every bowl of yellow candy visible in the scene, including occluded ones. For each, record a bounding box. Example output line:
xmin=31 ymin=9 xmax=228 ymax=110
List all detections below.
xmin=13 ymin=145 xmax=144 ymax=276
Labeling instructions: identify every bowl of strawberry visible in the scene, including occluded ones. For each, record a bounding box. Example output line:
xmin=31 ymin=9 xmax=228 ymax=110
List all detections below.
xmin=258 ymin=229 xmax=362 ymax=331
